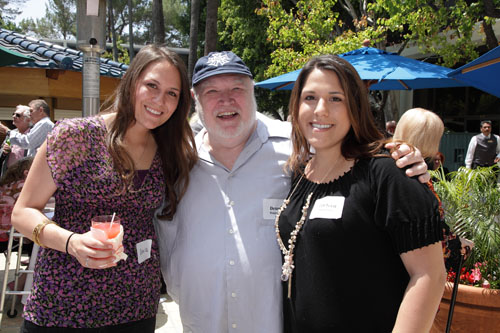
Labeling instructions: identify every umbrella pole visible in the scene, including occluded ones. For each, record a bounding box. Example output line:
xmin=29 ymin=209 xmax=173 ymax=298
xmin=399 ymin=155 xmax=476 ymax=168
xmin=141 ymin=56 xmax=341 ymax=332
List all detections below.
xmin=445 ymin=247 xmax=470 ymax=333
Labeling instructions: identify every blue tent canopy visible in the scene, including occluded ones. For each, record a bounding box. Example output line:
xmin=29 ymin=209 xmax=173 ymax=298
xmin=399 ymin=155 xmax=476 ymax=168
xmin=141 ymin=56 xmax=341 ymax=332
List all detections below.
xmin=447 ymin=46 xmax=500 ymax=98
xmin=255 ymin=47 xmax=467 ymax=91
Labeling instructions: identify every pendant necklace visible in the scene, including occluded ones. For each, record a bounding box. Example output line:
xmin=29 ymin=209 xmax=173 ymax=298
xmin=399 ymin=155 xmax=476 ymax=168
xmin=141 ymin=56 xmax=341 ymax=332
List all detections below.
xmin=275 ymin=159 xmax=339 ymax=298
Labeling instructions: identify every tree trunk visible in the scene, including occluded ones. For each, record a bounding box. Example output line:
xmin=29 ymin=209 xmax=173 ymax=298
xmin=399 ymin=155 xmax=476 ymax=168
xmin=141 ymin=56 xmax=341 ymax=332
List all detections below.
xmin=188 ymin=0 xmax=201 ymax=84
xmin=128 ymin=0 xmax=135 ymax=61
xmin=483 ymin=0 xmax=500 ymax=18
xmin=482 ymin=0 xmax=499 ymax=50
xmin=152 ymin=0 xmax=165 ymax=44
xmin=204 ymin=0 xmax=219 ymax=55
xmin=107 ymin=0 xmax=119 ymax=62
xmin=368 ymin=90 xmax=387 ymax=134
xmin=482 ymin=21 xmax=498 ymax=50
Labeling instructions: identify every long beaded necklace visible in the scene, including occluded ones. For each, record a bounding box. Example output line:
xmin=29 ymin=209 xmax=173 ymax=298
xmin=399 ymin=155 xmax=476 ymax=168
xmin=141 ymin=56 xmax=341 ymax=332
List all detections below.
xmin=275 ymin=160 xmax=338 ymax=298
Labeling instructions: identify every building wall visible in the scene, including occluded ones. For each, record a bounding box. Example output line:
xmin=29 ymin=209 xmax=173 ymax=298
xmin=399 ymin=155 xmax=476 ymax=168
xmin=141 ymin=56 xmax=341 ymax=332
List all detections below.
xmin=0 ymin=67 xmax=120 ymax=123
xmin=440 ymin=132 xmax=475 ymax=171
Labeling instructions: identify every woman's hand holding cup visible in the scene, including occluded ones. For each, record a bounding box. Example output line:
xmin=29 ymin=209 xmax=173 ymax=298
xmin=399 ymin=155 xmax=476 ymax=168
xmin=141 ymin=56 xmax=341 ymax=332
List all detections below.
xmin=67 ymin=231 xmax=117 ymax=269
xmin=90 ymin=215 xmax=127 ymax=265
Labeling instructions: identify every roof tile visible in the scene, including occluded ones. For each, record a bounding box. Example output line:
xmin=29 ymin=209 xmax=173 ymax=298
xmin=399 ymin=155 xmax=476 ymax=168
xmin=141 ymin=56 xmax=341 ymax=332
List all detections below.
xmin=0 ymin=28 xmax=128 ymax=77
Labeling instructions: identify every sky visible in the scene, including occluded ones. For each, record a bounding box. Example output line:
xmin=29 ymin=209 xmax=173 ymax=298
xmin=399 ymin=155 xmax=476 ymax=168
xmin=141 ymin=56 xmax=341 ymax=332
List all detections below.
xmin=13 ymin=0 xmax=48 ymax=24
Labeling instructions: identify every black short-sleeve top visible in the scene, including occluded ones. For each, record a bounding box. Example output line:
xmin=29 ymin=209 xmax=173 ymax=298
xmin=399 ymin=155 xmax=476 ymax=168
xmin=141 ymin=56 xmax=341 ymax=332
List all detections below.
xmin=278 ymin=156 xmax=443 ymax=333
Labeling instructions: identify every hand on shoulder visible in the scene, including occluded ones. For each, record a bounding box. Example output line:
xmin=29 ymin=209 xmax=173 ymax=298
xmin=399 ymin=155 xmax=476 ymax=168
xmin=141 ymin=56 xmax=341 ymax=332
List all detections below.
xmin=385 ymin=142 xmax=430 ymax=183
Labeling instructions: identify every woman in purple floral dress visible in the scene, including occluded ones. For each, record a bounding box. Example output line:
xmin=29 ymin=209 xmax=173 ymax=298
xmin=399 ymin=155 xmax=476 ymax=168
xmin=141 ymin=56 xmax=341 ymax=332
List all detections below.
xmin=11 ymin=45 xmax=197 ymax=332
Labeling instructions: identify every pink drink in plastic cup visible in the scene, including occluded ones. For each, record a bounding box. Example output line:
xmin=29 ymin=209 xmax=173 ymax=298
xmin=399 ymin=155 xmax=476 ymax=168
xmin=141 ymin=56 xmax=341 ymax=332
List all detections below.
xmin=91 ymin=215 xmax=121 ymax=239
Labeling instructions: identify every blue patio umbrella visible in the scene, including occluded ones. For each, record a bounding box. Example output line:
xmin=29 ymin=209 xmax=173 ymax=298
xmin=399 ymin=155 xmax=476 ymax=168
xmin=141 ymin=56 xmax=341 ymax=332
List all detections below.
xmin=254 ymin=69 xmax=302 ymax=90
xmin=255 ymin=47 xmax=466 ymax=91
xmin=447 ymin=45 xmax=500 ymax=98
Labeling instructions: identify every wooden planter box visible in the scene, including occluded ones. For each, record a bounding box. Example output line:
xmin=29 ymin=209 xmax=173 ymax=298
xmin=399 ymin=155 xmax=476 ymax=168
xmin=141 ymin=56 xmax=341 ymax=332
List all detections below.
xmin=431 ymin=282 xmax=500 ymax=332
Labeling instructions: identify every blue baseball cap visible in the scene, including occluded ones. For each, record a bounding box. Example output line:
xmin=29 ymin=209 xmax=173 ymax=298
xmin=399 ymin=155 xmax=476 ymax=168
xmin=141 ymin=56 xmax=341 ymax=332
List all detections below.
xmin=192 ymin=51 xmax=253 ymax=86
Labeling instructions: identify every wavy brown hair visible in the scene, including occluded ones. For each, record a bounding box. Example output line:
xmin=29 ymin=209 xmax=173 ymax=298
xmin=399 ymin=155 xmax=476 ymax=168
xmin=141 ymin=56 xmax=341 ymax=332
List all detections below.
xmin=102 ymin=44 xmax=197 ymax=220
xmin=287 ymin=54 xmax=384 ymax=174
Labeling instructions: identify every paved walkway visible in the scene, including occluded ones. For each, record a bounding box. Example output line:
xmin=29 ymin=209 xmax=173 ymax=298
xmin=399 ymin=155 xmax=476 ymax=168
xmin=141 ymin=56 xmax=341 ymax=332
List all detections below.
xmin=0 ymin=248 xmax=182 ymax=332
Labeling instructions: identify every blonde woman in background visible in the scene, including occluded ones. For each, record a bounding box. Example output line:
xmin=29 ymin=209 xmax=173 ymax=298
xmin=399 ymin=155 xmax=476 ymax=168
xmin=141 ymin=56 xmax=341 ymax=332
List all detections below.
xmin=393 ymin=108 xmax=473 ymax=271
xmin=393 ymin=108 xmax=444 ymax=165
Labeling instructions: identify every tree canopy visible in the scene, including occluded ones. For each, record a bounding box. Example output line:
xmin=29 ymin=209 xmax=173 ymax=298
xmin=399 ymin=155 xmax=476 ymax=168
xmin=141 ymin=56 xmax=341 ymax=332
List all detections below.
xmin=1 ymin=0 xmax=498 ymax=92
xmin=256 ymin=0 xmax=500 ymax=78
xmin=16 ymin=0 xmax=76 ymax=40
xmin=0 ymin=0 xmax=26 ymax=27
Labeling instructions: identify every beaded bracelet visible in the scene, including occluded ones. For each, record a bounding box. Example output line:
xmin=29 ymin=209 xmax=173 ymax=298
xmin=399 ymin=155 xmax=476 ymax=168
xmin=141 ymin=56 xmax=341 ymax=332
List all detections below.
xmin=32 ymin=219 xmax=57 ymax=248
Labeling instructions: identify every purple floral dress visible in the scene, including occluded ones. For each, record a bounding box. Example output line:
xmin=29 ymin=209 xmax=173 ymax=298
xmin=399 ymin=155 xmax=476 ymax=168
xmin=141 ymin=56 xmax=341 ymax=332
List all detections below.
xmin=23 ymin=116 xmax=164 ymax=328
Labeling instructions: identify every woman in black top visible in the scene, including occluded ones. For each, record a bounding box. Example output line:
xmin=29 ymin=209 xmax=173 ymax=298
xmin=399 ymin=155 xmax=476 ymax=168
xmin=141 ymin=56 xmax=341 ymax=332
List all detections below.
xmin=275 ymin=55 xmax=446 ymax=332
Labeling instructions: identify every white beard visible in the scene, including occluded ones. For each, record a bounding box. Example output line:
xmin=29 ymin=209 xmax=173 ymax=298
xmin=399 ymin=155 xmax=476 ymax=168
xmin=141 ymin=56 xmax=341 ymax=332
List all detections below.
xmin=194 ymin=95 xmax=257 ymax=141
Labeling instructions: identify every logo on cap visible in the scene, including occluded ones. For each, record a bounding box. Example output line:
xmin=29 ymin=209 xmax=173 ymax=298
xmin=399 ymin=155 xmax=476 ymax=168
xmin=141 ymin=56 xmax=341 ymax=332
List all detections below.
xmin=207 ymin=53 xmax=231 ymax=67
xmin=192 ymin=51 xmax=253 ymax=86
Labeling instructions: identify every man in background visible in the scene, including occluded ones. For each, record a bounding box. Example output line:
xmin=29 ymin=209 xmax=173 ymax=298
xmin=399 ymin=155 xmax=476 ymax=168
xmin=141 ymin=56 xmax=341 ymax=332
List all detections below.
xmin=0 ymin=99 xmax=54 ymax=157
xmin=0 ymin=105 xmax=31 ymax=176
xmin=465 ymin=120 xmax=500 ymax=169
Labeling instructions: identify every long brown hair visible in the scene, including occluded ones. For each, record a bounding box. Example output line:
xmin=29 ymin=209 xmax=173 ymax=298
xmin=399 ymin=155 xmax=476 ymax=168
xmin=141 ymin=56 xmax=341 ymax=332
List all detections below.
xmin=287 ymin=54 xmax=384 ymax=174
xmin=102 ymin=44 xmax=197 ymax=220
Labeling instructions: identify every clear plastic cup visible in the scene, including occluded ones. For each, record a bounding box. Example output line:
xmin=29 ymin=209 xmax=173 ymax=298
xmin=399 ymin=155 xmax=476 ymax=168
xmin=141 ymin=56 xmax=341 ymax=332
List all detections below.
xmin=91 ymin=215 xmax=121 ymax=241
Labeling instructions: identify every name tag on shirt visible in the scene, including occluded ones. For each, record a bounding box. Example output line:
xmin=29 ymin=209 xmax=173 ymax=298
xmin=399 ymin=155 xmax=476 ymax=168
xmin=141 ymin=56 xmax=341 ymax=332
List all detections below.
xmin=309 ymin=196 xmax=345 ymax=219
xmin=136 ymin=239 xmax=152 ymax=264
xmin=263 ymin=198 xmax=285 ymax=219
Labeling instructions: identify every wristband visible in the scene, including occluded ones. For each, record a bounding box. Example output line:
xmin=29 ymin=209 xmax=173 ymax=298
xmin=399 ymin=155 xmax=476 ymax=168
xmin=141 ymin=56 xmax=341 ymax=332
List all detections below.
xmin=65 ymin=232 xmax=76 ymax=254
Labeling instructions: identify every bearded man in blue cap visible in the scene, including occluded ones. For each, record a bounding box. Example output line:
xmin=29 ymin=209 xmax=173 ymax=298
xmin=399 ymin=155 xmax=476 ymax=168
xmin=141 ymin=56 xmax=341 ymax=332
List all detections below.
xmin=154 ymin=51 xmax=429 ymax=333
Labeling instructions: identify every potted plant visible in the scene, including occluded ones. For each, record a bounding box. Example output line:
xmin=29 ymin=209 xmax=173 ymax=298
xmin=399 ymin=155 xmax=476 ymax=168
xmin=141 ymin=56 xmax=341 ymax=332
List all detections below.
xmin=430 ymin=166 xmax=500 ymax=332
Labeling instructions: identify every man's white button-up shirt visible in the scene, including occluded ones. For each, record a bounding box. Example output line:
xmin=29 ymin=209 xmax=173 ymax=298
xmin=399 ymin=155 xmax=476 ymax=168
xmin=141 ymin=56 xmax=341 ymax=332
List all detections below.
xmin=155 ymin=114 xmax=292 ymax=333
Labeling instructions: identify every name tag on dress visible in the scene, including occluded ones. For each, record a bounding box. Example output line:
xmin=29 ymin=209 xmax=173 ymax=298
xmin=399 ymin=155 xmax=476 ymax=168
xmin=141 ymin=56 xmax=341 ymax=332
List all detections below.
xmin=136 ymin=239 xmax=152 ymax=264
xmin=263 ymin=198 xmax=286 ymax=219
xmin=309 ymin=196 xmax=345 ymax=219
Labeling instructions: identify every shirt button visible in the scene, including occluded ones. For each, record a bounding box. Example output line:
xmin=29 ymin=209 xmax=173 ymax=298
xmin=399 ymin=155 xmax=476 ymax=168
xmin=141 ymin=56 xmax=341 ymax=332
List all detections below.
xmin=232 ymin=323 xmax=237 ymax=329
xmin=229 ymin=229 xmax=235 ymax=234
xmin=229 ymin=260 xmax=235 ymax=265
xmin=229 ymin=201 xmax=235 ymax=206
xmin=231 ymin=292 xmax=237 ymax=298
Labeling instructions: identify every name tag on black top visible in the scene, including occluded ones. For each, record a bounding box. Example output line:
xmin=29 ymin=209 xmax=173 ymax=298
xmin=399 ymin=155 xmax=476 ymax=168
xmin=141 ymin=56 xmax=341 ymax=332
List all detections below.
xmin=309 ymin=196 xmax=345 ymax=219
